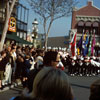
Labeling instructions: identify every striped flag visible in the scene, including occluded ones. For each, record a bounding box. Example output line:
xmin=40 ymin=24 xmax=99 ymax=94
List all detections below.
xmin=70 ymin=32 xmax=77 ymax=56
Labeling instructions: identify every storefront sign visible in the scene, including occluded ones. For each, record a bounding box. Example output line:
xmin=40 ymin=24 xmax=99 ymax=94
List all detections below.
xmin=8 ymin=17 xmax=16 ymax=32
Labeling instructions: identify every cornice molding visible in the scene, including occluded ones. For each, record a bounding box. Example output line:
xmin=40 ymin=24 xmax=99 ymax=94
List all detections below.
xmin=76 ymin=15 xmax=100 ymax=22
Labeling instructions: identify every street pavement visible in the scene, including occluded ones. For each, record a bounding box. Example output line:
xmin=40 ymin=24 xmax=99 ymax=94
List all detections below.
xmin=69 ymin=75 xmax=100 ymax=100
xmin=0 ymin=75 xmax=100 ymax=100
xmin=0 ymin=85 xmax=23 ymax=100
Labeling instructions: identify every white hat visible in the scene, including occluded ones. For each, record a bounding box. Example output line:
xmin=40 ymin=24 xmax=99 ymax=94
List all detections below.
xmin=47 ymin=47 xmax=51 ymax=49
xmin=92 ymin=56 xmax=96 ymax=60
xmin=73 ymin=56 xmax=76 ymax=60
xmin=81 ymin=57 xmax=84 ymax=60
xmin=87 ymin=57 xmax=90 ymax=60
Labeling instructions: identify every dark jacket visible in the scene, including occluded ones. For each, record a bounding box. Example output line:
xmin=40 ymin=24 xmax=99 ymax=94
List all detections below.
xmin=0 ymin=57 xmax=8 ymax=71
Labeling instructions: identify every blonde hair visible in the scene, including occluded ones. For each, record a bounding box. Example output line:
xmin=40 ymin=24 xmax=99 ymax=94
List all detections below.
xmin=31 ymin=67 xmax=73 ymax=100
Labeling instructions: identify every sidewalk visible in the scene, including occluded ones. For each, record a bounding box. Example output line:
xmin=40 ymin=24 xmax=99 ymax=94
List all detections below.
xmin=0 ymin=79 xmax=22 ymax=93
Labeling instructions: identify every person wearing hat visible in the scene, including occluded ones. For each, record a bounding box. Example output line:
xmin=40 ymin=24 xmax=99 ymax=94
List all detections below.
xmin=79 ymin=56 xmax=85 ymax=76
xmin=90 ymin=57 xmax=100 ymax=75
xmin=67 ymin=56 xmax=72 ymax=76
xmin=85 ymin=57 xmax=92 ymax=76
xmin=70 ymin=57 xmax=77 ymax=76
xmin=78 ymin=58 xmax=83 ymax=76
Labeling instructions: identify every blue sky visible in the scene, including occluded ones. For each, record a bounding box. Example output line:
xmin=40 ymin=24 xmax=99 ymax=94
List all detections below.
xmin=20 ymin=0 xmax=100 ymax=37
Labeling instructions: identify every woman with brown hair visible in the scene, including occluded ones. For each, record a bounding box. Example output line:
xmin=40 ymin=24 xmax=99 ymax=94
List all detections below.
xmin=30 ymin=67 xmax=74 ymax=100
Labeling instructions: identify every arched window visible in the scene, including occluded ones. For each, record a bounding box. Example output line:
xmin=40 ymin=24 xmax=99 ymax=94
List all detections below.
xmin=77 ymin=21 xmax=84 ymax=34
xmin=93 ymin=22 xmax=99 ymax=27
xmin=85 ymin=21 xmax=92 ymax=27
xmin=78 ymin=21 xmax=84 ymax=26
xmin=92 ymin=22 xmax=99 ymax=35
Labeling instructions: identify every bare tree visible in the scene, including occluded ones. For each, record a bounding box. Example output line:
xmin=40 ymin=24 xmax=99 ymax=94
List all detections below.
xmin=27 ymin=0 xmax=77 ymax=50
xmin=0 ymin=0 xmax=16 ymax=51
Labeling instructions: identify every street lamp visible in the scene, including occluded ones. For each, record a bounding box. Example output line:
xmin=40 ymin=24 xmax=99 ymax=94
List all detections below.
xmin=32 ymin=18 xmax=38 ymax=33
xmin=32 ymin=18 xmax=38 ymax=48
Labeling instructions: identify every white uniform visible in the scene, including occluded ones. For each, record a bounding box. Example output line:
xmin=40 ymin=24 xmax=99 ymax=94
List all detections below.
xmin=90 ymin=60 xmax=100 ymax=67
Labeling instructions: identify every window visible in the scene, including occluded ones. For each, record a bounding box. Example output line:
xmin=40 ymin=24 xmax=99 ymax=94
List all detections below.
xmin=78 ymin=21 xmax=84 ymax=26
xmin=85 ymin=21 xmax=92 ymax=27
xmin=93 ymin=22 xmax=99 ymax=27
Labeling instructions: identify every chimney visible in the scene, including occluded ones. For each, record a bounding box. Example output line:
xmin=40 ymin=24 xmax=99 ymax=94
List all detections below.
xmin=87 ymin=0 xmax=93 ymax=6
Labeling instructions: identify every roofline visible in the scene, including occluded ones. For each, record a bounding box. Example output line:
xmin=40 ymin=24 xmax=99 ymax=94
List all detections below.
xmin=77 ymin=5 xmax=87 ymax=11
xmin=76 ymin=2 xmax=100 ymax=11
xmin=93 ymin=5 xmax=100 ymax=10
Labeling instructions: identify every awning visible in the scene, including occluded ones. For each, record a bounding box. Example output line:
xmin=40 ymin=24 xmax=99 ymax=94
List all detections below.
xmin=6 ymin=34 xmax=33 ymax=45
xmin=0 ymin=32 xmax=33 ymax=45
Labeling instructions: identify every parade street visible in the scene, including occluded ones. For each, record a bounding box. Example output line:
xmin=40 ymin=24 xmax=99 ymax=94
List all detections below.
xmin=69 ymin=75 xmax=100 ymax=100
xmin=0 ymin=75 xmax=99 ymax=100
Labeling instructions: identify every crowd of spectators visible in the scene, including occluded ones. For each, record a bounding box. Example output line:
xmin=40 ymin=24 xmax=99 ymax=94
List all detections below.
xmin=0 ymin=42 xmax=100 ymax=100
xmin=0 ymin=43 xmax=65 ymax=90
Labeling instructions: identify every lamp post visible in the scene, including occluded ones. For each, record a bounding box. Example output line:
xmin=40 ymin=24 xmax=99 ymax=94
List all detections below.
xmin=32 ymin=18 xmax=38 ymax=48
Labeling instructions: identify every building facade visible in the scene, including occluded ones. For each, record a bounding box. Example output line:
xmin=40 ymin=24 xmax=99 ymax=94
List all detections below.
xmin=0 ymin=0 xmax=32 ymax=45
xmin=70 ymin=1 xmax=100 ymax=44
xmin=48 ymin=36 xmax=70 ymax=49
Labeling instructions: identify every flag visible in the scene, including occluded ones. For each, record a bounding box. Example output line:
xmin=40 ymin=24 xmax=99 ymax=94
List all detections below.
xmin=91 ymin=33 xmax=95 ymax=56
xmin=77 ymin=36 xmax=82 ymax=54
xmin=77 ymin=48 xmax=80 ymax=55
xmin=82 ymin=32 xmax=87 ymax=53
xmin=82 ymin=31 xmax=89 ymax=56
xmin=83 ymin=32 xmax=87 ymax=40
xmin=88 ymin=33 xmax=92 ymax=56
xmin=83 ymin=36 xmax=89 ymax=56
xmin=70 ymin=32 xmax=77 ymax=56
xmin=77 ymin=31 xmax=84 ymax=55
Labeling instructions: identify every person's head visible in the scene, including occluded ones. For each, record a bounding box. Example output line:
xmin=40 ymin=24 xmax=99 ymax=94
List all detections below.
xmin=16 ymin=46 xmax=22 ymax=51
xmin=11 ymin=46 xmax=16 ymax=53
xmin=1 ymin=50 xmax=6 ymax=58
xmin=32 ymin=51 xmax=37 ymax=58
xmin=25 ymin=54 xmax=30 ymax=59
xmin=43 ymin=51 xmax=60 ymax=67
xmin=89 ymin=79 xmax=100 ymax=100
xmin=6 ymin=45 xmax=11 ymax=52
xmin=29 ymin=46 xmax=35 ymax=53
xmin=36 ymin=49 xmax=44 ymax=57
xmin=12 ymin=44 xmax=17 ymax=49
xmin=31 ymin=67 xmax=74 ymax=100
